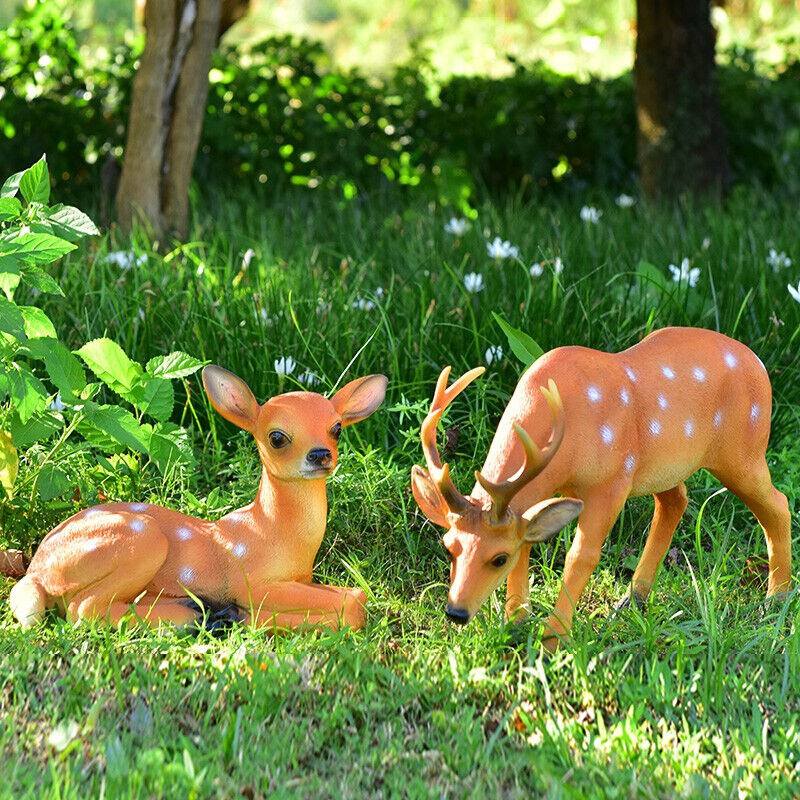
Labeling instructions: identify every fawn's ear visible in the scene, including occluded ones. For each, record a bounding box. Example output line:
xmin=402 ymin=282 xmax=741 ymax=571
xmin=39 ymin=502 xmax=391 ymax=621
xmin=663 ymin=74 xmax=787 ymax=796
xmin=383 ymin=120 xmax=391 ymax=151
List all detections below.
xmin=202 ymin=365 xmax=260 ymax=433
xmin=331 ymin=374 xmax=388 ymax=426
xmin=522 ymin=497 xmax=583 ymax=543
xmin=411 ymin=465 xmax=450 ymax=528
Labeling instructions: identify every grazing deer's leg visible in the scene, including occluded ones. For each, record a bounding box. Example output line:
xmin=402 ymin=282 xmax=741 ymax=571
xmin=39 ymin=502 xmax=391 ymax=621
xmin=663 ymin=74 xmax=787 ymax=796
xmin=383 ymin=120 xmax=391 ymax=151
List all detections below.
xmin=711 ymin=459 xmax=792 ymax=597
xmin=505 ymin=543 xmax=533 ymax=621
xmin=616 ymin=483 xmax=688 ymax=609
xmin=542 ymin=487 xmax=628 ymax=650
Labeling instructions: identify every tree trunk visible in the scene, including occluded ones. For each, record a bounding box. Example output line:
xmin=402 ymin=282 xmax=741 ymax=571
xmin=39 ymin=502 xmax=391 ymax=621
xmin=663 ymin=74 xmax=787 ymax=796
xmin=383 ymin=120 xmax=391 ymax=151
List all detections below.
xmin=116 ymin=0 xmax=221 ymax=240
xmin=635 ymin=0 xmax=728 ymax=199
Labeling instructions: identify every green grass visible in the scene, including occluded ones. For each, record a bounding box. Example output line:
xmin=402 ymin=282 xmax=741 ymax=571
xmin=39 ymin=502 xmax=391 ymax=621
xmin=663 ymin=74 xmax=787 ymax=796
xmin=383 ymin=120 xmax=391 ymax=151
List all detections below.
xmin=2 ymin=187 xmax=800 ymax=797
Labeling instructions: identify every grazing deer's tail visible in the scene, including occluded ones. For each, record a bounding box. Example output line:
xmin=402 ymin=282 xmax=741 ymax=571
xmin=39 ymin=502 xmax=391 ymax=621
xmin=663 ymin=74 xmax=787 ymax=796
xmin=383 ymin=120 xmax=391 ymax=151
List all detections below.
xmin=1 ymin=548 xmax=28 ymax=578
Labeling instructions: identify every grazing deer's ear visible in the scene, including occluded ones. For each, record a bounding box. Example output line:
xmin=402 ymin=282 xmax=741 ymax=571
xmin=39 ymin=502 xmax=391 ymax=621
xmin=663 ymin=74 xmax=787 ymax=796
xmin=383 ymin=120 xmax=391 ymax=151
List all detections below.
xmin=522 ymin=497 xmax=583 ymax=543
xmin=411 ymin=465 xmax=450 ymax=528
xmin=331 ymin=374 xmax=388 ymax=426
xmin=202 ymin=366 xmax=260 ymax=433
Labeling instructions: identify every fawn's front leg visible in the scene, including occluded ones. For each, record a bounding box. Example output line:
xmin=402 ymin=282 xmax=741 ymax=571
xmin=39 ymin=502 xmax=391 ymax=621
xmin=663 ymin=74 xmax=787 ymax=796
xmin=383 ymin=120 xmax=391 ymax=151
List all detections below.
xmin=243 ymin=581 xmax=367 ymax=631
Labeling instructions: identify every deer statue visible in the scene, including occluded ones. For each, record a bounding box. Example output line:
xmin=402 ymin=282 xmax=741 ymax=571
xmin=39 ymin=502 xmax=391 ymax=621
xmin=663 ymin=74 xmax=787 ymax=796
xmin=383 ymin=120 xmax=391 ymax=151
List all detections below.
xmin=9 ymin=366 xmax=387 ymax=631
xmin=412 ymin=327 xmax=792 ymax=649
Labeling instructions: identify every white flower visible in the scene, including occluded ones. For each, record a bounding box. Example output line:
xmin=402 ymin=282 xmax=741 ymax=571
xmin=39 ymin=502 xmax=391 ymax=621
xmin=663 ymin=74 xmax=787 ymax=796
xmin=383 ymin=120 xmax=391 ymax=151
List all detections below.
xmin=668 ymin=258 xmax=701 ymax=288
xmin=274 ymin=356 xmax=296 ymax=377
xmin=484 ymin=344 xmax=503 ymax=365
xmin=254 ymin=307 xmax=275 ymax=325
xmin=48 ymin=392 xmax=65 ymax=412
xmin=788 ymin=282 xmax=800 ymax=304
xmin=241 ymin=248 xmax=255 ymax=269
xmin=702 ymin=237 xmax=711 ymax=251
xmin=580 ymin=206 xmax=602 ymax=224
xmin=105 ymin=250 xmax=147 ymax=271
xmin=374 ymin=286 xmax=385 ymax=298
xmin=444 ymin=217 xmax=470 ymax=236
xmin=529 ymin=263 xmax=544 ymax=277
xmin=297 ymin=370 xmax=321 ymax=386
xmin=615 ymin=194 xmax=635 ymax=208
xmin=767 ymin=249 xmax=792 ymax=272
xmin=553 ymin=257 xmax=564 ymax=276
xmin=351 ymin=297 xmax=376 ymax=311
xmin=486 ymin=236 xmax=520 ymax=260
xmin=463 ymin=272 xmax=485 ymax=293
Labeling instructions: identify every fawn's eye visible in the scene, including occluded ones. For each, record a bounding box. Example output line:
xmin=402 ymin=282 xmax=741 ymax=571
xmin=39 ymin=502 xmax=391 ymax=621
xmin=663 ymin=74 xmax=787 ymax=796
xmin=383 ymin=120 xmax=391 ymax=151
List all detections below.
xmin=331 ymin=422 xmax=342 ymax=440
xmin=268 ymin=430 xmax=290 ymax=449
xmin=491 ymin=554 xmax=508 ymax=568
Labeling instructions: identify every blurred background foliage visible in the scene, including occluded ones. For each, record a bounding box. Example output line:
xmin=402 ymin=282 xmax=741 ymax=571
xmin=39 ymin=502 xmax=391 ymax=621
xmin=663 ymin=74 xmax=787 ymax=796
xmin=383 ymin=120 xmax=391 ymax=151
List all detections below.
xmin=0 ymin=0 xmax=798 ymax=212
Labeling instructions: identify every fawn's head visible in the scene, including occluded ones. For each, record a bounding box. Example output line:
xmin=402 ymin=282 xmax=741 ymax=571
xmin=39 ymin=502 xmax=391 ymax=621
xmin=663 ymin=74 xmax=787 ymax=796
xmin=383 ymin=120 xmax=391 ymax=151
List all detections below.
xmin=203 ymin=366 xmax=387 ymax=481
xmin=411 ymin=367 xmax=582 ymax=624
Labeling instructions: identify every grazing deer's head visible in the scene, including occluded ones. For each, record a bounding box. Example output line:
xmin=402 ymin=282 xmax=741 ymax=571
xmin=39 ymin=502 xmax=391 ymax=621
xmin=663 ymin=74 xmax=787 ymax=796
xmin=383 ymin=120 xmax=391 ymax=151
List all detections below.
xmin=411 ymin=367 xmax=582 ymax=624
xmin=203 ymin=366 xmax=388 ymax=481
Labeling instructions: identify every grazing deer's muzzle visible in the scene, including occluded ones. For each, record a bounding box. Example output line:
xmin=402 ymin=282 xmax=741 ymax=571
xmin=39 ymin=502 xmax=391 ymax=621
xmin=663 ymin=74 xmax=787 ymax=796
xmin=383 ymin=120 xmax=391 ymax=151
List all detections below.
xmin=445 ymin=604 xmax=470 ymax=625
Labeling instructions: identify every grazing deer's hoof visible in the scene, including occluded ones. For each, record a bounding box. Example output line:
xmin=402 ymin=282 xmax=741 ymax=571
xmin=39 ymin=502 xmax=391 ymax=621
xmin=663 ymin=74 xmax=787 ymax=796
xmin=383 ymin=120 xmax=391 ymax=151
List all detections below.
xmin=613 ymin=591 xmax=647 ymax=611
xmin=505 ymin=604 xmax=530 ymax=624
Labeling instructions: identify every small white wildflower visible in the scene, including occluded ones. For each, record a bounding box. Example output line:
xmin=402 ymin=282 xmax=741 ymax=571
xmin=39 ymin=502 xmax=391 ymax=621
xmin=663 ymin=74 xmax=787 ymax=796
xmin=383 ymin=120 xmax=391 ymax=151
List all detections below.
xmin=196 ymin=263 xmax=205 ymax=277
xmin=615 ymin=194 xmax=635 ymax=208
xmin=444 ymin=217 xmax=470 ymax=236
xmin=48 ymin=392 xmax=65 ymax=412
xmin=668 ymin=258 xmax=701 ymax=288
xmin=105 ymin=250 xmax=147 ymax=271
xmin=374 ymin=286 xmax=385 ymax=298
xmin=767 ymin=249 xmax=792 ymax=272
xmin=274 ymin=356 xmax=297 ymax=377
xmin=297 ymin=370 xmax=321 ymax=387
xmin=351 ymin=297 xmax=376 ymax=311
xmin=486 ymin=236 xmax=520 ymax=260
xmin=553 ymin=257 xmax=564 ymax=276
xmin=580 ymin=206 xmax=602 ymax=224
xmin=137 ymin=308 xmax=145 ymax=322
xmin=702 ymin=237 xmax=711 ymax=250
xmin=463 ymin=272 xmax=485 ymax=293
xmin=788 ymin=282 xmax=800 ymax=304
xmin=241 ymin=248 xmax=255 ymax=269
xmin=529 ymin=263 xmax=544 ymax=277
xmin=254 ymin=307 xmax=275 ymax=325
xmin=484 ymin=344 xmax=503 ymax=365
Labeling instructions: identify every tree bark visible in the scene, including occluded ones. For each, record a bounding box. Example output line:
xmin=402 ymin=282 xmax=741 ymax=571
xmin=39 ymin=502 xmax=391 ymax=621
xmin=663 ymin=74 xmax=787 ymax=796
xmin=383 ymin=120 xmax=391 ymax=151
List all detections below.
xmin=635 ymin=0 xmax=728 ymax=199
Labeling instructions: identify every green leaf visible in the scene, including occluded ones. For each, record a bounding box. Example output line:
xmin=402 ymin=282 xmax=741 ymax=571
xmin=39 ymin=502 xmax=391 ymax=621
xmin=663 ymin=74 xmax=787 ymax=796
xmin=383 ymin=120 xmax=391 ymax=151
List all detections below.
xmin=19 ymin=266 xmax=64 ymax=295
xmin=76 ymin=338 xmax=141 ymax=395
xmin=9 ymin=368 xmax=48 ymax=423
xmin=0 ymin=197 xmax=22 ymax=221
xmin=9 ymin=233 xmax=76 ymax=266
xmin=149 ymin=422 xmax=195 ymax=473
xmin=136 ymin=377 xmax=174 ymax=422
xmin=0 ymin=430 xmax=18 ymax=498
xmin=492 ymin=312 xmax=544 ymax=368
xmin=1 ymin=170 xmax=24 ymax=199
xmin=0 ymin=296 xmax=27 ymax=341
xmin=0 ymin=272 xmax=21 ymax=302
xmin=20 ymin=306 xmax=57 ymax=339
xmin=27 ymin=338 xmax=86 ymax=395
xmin=636 ymin=260 xmax=668 ymax=291
xmin=0 ymin=251 xmax=21 ymax=276
xmin=38 ymin=464 xmax=71 ymax=502
xmin=146 ymin=352 xmax=205 ymax=379
xmin=10 ymin=410 xmax=62 ymax=448
xmin=79 ymin=403 xmax=150 ymax=454
xmin=34 ymin=204 xmax=99 ymax=242
xmin=19 ymin=155 xmax=49 ymax=204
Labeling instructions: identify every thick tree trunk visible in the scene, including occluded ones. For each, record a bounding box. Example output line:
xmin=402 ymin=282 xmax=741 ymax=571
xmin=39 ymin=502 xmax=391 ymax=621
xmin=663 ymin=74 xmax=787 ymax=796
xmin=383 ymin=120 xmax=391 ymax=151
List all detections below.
xmin=116 ymin=0 xmax=221 ymax=240
xmin=635 ymin=0 xmax=728 ymax=199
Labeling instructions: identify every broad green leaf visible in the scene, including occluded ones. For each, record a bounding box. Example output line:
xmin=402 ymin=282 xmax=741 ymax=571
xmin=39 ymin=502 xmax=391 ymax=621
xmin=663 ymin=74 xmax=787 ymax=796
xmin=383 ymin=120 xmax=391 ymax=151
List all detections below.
xmin=146 ymin=351 xmax=205 ymax=379
xmin=0 ymin=197 xmax=22 ymax=221
xmin=0 ymin=272 xmax=21 ymax=301
xmin=149 ymin=422 xmax=195 ymax=473
xmin=80 ymin=403 xmax=150 ymax=454
xmin=636 ymin=260 xmax=668 ymax=291
xmin=0 ymin=296 xmax=27 ymax=341
xmin=20 ymin=306 xmax=57 ymax=339
xmin=1 ymin=170 xmax=24 ymax=198
xmin=492 ymin=312 xmax=544 ymax=368
xmin=19 ymin=155 xmax=49 ymax=204
xmin=76 ymin=338 xmax=141 ymax=395
xmin=10 ymin=233 xmax=76 ymax=266
xmin=43 ymin=204 xmax=99 ymax=241
xmin=19 ymin=265 xmax=64 ymax=295
xmin=136 ymin=376 xmax=174 ymax=422
xmin=38 ymin=464 xmax=71 ymax=502
xmin=27 ymin=338 xmax=86 ymax=395
xmin=10 ymin=410 xmax=62 ymax=448
xmin=0 ymin=430 xmax=18 ymax=497
xmin=9 ymin=368 xmax=47 ymax=423
xmin=0 ymin=251 xmax=21 ymax=276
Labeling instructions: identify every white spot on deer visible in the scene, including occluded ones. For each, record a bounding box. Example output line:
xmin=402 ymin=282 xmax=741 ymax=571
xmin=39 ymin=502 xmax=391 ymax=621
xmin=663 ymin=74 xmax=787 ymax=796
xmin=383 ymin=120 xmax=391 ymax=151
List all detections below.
xmin=129 ymin=503 xmax=148 ymax=512
xmin=649 ymin=419 xmax=662 ymax=436
xmin=129 ymin=519 xmax=146 ymax=533
xmin=661 ymin=365 xmax=675 ymax=380
xmin=620 ymin=388 xmax=630 ymax=405
xmin=684 ymin=419 xmax=694 ymax=437
xmin=624 ymin=366 xmax=637 ymax=382
xmin=657 ymin=394 xmax=668 ymax=410
xmin=587 ymin=385 xmax=602 ymax=403
xmin=232 ymin=542 xmax=248 ymax=558
xmin=83 ymin=508 xmax=103 ymax=518
xmin=176 ymin=527 xmax=193 ymax=541
xmin=624 ymin=454 xmax=636 ymax=473
xmin=713 ymin=410 xmax=723 ymax=428
xmin=724 ymin=352 xmax=738 ymax=369
xmin=179 ymin=567 xmax=195 ymax=584
xmin=750 ymin=404 xmax=760 ymax=421
xmin=692 ymin=367 xmax=706 ymax=382
xmin=600 ymin=425 xmax=614 ymax=445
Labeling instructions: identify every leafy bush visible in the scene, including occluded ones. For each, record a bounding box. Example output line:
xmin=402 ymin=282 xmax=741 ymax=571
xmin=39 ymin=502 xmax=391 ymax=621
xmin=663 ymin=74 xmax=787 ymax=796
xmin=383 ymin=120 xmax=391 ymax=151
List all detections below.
xmin=0 ymin=156 xmax=202 ymax=510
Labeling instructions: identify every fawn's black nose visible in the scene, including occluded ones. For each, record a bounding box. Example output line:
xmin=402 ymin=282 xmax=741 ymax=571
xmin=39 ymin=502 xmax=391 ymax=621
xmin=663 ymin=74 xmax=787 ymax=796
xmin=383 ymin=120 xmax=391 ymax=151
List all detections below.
xmin=445 ymin=605 xmax=470 ymax=625
xmin=306 ymin=448 xmax=333 ymax=467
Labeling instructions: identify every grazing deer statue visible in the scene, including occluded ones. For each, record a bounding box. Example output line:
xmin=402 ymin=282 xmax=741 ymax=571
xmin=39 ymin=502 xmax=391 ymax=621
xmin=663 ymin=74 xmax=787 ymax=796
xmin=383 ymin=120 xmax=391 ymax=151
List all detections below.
xmin=10 ymin=366 xmax=387 ymax=631
xmin=412 ymin=327 xmax=792 ymax=648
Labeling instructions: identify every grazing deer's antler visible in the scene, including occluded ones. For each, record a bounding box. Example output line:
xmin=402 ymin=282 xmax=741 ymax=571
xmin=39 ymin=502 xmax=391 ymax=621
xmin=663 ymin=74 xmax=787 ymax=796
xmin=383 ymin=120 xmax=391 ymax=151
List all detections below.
xmin=475 ymin=380 xmax=565 ymax=521
xmin=420 ymin=366 xmax=485 ymax=515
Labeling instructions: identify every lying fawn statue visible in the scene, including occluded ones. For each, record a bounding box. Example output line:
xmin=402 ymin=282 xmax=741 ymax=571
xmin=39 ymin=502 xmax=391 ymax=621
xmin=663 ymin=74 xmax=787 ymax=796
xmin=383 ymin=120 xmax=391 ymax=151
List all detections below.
xmin=412 ymin=327 xmax=792 ymax=648
xmin=10 ymin=366 xmax=387 ymax=631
